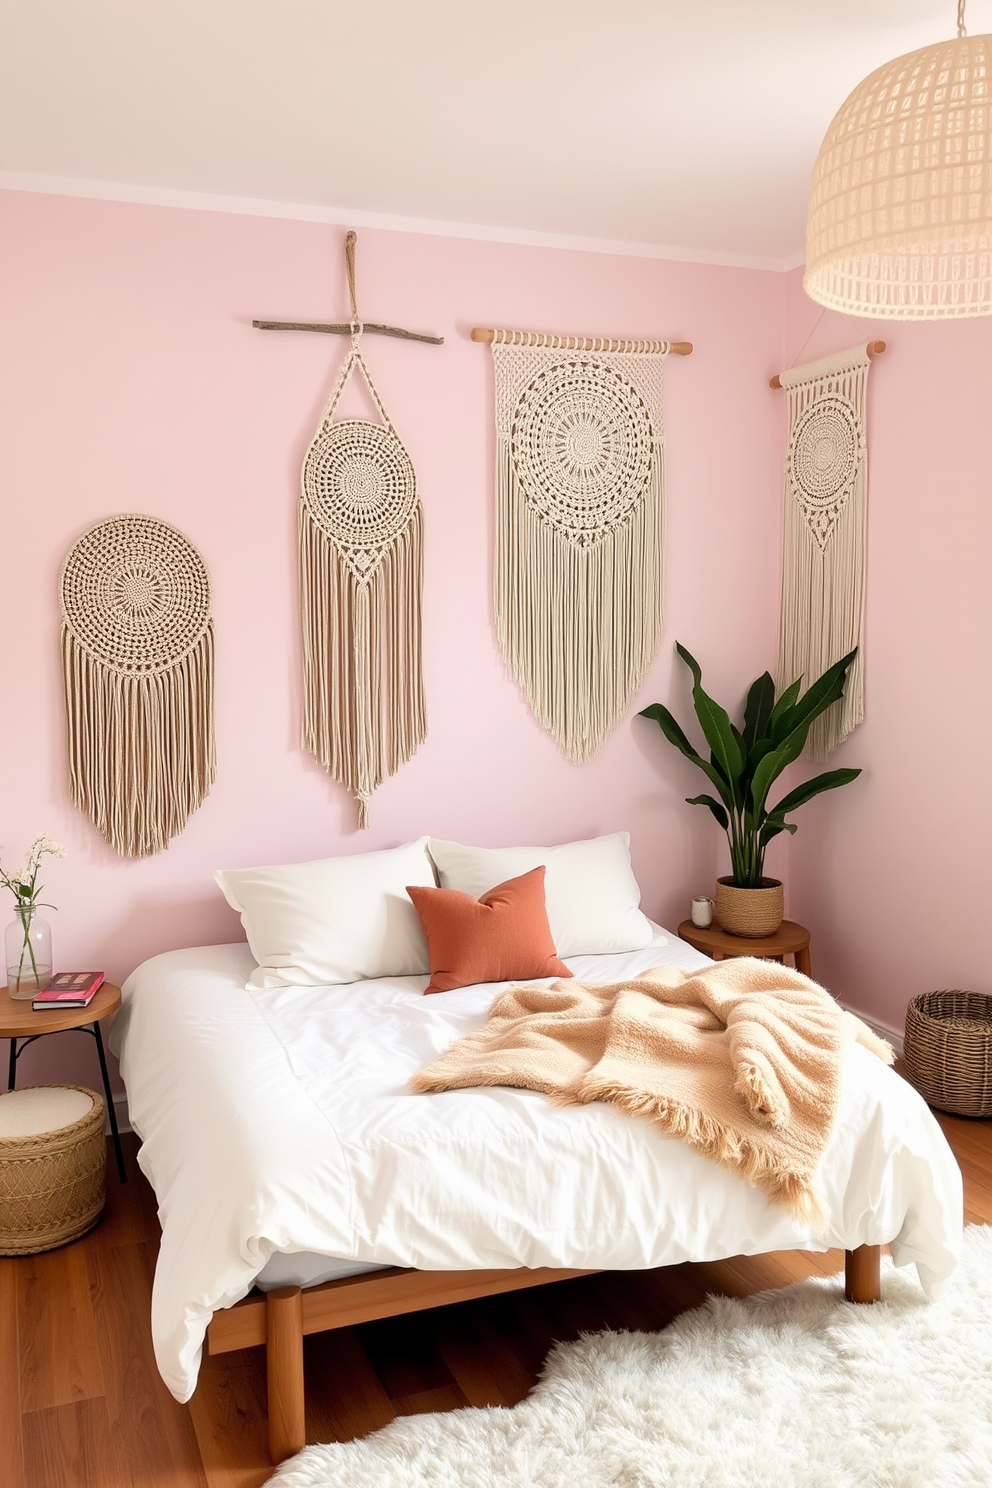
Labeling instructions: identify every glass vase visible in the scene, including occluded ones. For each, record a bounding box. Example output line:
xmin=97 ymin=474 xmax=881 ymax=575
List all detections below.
xmin=5 ymin=904 xmax=53 ymax=1000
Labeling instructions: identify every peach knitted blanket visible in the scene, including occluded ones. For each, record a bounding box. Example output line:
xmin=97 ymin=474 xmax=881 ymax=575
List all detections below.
xmin=412 ymin=958 xmax=894 ymax=1226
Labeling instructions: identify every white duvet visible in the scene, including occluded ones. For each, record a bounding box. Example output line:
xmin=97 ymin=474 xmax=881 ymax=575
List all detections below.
xmin=112 ymin=931 xmax=963 ymax=1404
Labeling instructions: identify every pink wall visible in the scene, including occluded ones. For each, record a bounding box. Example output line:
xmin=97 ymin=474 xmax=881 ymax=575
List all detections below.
xmin=0 ymin=190 xmax=787 ymax=1090
xmin=783 ymin=269 xmax=992 ymax=1034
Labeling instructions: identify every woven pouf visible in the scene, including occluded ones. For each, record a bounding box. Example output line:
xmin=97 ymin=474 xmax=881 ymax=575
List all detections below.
xmin=904 ymin=991 xmax=992 ymax=1118
xmin=0 ymin=1085 xmax=106 ymax=1254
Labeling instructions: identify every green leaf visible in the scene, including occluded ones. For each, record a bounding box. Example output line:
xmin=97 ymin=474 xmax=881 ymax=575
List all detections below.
xmin=766 ymin=676 xmax=802 ymax=739
xmin=759 ymin=811 xmax=799 ymax=847
xmin=686 ymin=793 xmax=730 ymax=830
xmin=769 ymin=649 xmax=857 ymax=747
xmin=639 ymin=702 xmax=735 ymax=809
xmin=675 ymin=643 xmax=744 ymax=805
xmin=769 ymin=768 xmax=862 ymax=817
xmin=746 ymin=736 xmax=775 ymax=774
xmin=742 ymin=672 xmax=775 ymax=749
xmin=748 ymin=727 xmax=810 ymax=821
xmin=638 ymin=703 xmax=700 ymax=762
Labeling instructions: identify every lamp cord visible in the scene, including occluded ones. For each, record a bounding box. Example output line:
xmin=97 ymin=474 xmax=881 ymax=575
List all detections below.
xmin=958 ymin=0 xmax=967 ymax=39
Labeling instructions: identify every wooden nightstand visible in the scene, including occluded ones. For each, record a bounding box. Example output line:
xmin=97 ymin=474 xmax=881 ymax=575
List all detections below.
xmin=0 ymin=981 xmax=127 ymax=1182
xmin=677 ymin=919 xmax=812 ymax=978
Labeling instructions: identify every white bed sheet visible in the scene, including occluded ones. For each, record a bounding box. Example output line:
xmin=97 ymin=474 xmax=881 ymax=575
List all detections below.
xmin=112 ymin=930 xmax=963 ymax=1404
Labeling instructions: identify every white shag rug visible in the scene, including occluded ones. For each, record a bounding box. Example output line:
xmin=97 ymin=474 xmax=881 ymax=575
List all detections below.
xmin=270 ymin=1227 xmax=992 ymax=1488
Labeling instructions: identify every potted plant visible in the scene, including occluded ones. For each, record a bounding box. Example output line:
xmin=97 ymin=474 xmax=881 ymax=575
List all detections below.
xmin=639 ymin=645 xmax=861 ymax=937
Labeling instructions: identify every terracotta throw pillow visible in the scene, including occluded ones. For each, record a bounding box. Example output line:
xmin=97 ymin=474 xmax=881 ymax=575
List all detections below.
xmin=406 ymin=867 xmax=573 ymax=994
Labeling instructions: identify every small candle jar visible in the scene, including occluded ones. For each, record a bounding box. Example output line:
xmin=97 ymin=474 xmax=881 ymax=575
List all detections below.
xmin=690 ymin=896 xmax=714 ymax=929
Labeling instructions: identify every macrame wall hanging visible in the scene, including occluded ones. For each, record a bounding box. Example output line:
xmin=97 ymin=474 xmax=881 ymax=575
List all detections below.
xmin=60 ymin=514 xmax=216 ymax=857
xmin=299 ymin=338 xmax=426 ymax=827
xmin=775 ymin=342 xmax=880 ymax=759
xmin=476 ymin=326 xmax=690 ymax=763
xmin=257 ymin=233 xmax=440 ymax=827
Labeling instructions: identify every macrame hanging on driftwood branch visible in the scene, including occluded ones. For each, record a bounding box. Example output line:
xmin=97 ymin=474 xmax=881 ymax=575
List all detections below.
xmin=299 ymin=337 xmax=426 ymax=827
xmin=776 ymin=343 xmax=874 ymax=759
xmin=484 ymin=328 xmax=673 ymax=763
xmin=60 ymin=514 xmax=216 ymax=857
xmin=255 ymin=232 xmax=435 ymax=829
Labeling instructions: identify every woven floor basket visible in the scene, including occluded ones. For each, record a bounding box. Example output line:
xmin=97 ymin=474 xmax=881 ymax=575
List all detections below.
xmin=904 ymin=991 xmax=992 ymax=1119
xmin=0 ymin=1085 xmax=106 ymax=1254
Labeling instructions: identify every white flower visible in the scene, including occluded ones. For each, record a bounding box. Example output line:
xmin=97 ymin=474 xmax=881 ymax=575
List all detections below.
xmin=10 ymin=869 xmax=33 ymax=888
xmin=27 ymin=836 xmax=66 ymax=867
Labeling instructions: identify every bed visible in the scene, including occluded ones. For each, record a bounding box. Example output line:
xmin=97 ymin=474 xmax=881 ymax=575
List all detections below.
xmin=112 ymin=925 xmax=963 ymax=1464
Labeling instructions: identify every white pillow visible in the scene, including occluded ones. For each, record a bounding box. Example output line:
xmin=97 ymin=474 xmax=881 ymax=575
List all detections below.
xmin=427 ymin=833 xmax=654 ymax=957
xmin=215 ymin=837 xmax=436 ymax=989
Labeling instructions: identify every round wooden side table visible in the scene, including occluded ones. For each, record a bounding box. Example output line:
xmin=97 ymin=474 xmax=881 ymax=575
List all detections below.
xmin=0 ymin=981 xmax=127 ymax=1182
xmin=677 ymin=920 xmax=812 ymax=978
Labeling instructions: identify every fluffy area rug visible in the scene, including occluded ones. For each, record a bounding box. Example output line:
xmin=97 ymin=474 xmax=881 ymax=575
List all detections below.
xmin=270 ymin=1226 xmax=992 ymax=1488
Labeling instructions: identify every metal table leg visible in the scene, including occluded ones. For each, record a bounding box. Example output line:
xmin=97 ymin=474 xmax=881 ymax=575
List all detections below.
xmin=93 ymin=1021 xmax=127 ymax=1183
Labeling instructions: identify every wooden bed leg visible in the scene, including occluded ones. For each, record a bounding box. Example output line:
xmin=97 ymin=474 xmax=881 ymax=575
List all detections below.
xmin=845 ymin=1244 xmax=881 ymax=1304
xmin=266 ymin=1285 xmax=305 ymax=1463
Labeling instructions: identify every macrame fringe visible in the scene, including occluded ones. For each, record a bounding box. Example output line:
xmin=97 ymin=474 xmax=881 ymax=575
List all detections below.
xmin=300 ymin=505 xmax=426 ymax=826
xmin=494 ymin=441 xmax=665 ymax=764
xmin=778 ymin=345 xmax=870 ymax=760
xmin=62 ymin=625 xmax=216 ymax=859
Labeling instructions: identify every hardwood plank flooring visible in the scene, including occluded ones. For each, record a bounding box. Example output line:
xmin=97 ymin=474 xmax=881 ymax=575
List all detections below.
xmin=4 ymin=1086 xmax=990 ymax=1488
xmin=0 ymin=1249 xmax=26 ymax=1488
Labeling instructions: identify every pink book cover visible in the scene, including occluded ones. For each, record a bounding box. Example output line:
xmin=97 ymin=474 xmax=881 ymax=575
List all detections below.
xmin=33 ymin=971 xmax=105 ymax=1006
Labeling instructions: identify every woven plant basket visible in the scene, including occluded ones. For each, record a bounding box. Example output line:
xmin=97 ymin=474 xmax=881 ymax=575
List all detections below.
xmin=714 ymin=877 xmax=784 ymax=938
xmin=904 ymin=991 xmax=992 ymax=1119
xmin=0 ymin=1085 xmax=106 ymax=1255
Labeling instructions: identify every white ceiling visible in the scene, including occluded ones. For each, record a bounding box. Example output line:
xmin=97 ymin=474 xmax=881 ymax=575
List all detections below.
xmin=2 ymin=0 xmax=991 ymax=268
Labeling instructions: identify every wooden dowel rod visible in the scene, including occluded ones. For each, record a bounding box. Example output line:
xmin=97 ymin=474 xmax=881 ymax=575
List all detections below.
xmin=471 ymin=326 xmax=691 ymax=355
xmin=770 ymin=340 xmax=885 ymax=388
xmin=266 ymin=1286 xmax=305 ymax=1464
xmin=253 ymin=319 xmax=444 ymax=346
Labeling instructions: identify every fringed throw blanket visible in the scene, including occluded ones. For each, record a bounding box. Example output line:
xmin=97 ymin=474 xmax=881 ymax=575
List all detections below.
xmin=778 ymin=343 xmax=871 ymax=759
xmin=413 ymin=958 xmax=893 ymax=1226
xmin=490 ymin=331 xmax=668 ymax=763
xmin=300 ymin=339 xmax=427 ymax=828
xmin=60 ymin=514 xmax=216 ymax=858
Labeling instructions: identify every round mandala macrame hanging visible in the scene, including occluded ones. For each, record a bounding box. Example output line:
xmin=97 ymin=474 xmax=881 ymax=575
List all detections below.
xmin=787 ymin=393 xmax=865 ymax=552
xmin=510 ymin=359 xmax=655 ymax=549
xmin=302 ymin=417 xmax=419 ymax=581
xmin=492 ymin=337 xmax=667 ymax=764
xmin=60 ymin=514 xmax=216 ymax=857
xmin=299 ymin=342 xmax=426 ymax=827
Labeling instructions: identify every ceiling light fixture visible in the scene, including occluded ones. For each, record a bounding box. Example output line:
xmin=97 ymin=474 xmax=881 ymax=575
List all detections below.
xmin=805 ymin=0 xmax=992 ymax=318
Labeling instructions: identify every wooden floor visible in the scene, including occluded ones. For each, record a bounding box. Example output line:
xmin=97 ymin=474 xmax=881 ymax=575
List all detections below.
xmin=2 ymin=1095 xmax=989 ymax=1488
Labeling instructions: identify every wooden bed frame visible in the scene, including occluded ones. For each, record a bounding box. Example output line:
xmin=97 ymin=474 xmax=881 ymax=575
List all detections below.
xmin=206 ymin=1244 xmax=882 ymax=1463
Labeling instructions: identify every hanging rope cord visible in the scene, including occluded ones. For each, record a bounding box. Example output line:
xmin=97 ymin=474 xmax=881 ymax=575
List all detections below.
xmin=345 ymin=230 xmax=363 ymax=341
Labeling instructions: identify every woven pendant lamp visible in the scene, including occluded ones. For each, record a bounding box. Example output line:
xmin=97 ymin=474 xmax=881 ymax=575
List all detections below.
xmin=805 ymin=2 xmax=992 ymax=319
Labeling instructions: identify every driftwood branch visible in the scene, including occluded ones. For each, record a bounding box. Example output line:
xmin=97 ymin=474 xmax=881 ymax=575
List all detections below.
xmin=253 ymin=319 xmax=443 ymax=346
